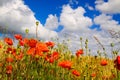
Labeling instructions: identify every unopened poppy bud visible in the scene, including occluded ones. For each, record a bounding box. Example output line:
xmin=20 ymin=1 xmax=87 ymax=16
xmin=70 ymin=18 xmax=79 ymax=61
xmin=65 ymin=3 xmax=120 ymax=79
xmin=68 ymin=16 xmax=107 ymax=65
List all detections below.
xmin=25 ymin=29 xmax=29 ymax=34
xmin=110 ymin=43 xmax=114 ymax=47
xmin=36 ymin=21 xmax=39 ymax=26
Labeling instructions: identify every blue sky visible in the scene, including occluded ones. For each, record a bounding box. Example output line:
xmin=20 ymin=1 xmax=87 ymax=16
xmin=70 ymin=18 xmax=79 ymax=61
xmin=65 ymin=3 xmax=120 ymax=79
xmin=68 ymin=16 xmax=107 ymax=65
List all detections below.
xmin=23 ymin=0 xmax=120 ymax=32
xmin=0 ymin=0 xmax=120 ymax=56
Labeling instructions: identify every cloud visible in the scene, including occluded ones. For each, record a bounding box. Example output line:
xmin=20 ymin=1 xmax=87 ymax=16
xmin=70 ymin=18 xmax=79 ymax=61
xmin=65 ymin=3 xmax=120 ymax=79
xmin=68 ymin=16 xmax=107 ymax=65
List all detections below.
xmin=44 ymin=14 xmax=59 ymax=30
xmin=94 ymin=14 xmax=120 ymax=31
xmin=69 ymin=0 xmax=78 ymax=5
xmin=0 ymin=0 xmax=12 ymax=6
xmin=0 ymin=0 xmax=35 ymax=33
xmin=95 ymin=0 xmax=120 ymax=14
xmin=0 ymin=0 xmax=58 ymax=40
xmin=95 ymin=0 xmax=104 ymax=4
xmin=60 ymin=5 xmax=92 ymax=32
xmin=85 ymin=4 xmax=94 ymax=10
xmin=36 ymin=25 xmax=58 ymax=40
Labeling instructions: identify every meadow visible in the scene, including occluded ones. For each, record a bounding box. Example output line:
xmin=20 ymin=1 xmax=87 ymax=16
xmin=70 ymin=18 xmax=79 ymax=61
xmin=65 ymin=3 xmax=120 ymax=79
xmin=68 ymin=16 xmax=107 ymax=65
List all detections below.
xmin=0 ymin=28 xmax=120 ymax=80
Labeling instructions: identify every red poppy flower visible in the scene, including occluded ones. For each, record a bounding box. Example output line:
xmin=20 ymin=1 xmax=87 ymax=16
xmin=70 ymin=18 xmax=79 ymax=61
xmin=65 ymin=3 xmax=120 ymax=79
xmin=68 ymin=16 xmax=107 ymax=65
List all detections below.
xmin=19 ymin=38 xmax=29 ymax=46
xmin=4 ymin=37 xmax=13 ymax=45
xmin=51 ymin=51 xmax=59 ymax=60
xmin=114 ymin=56 xmax=120 ymax=70
xmin=27 ymin=47 xmax=44 ymax=57
xmin=6 ymin=47 xmax=12 ymax=53
xmin=6 ymin=57 xmax=14 ymax=63
xmin=100 ymin=60 xmax=107 ymax=66
xmin=6 ymin=70 xmax=12 ymax=75
xmin=6 ymin=65 xmax=13 ymax=74
xmin=45 ymin=52 xmax=59 ymax=63
xmin=49 ymin=58 xmax=55 ymax=63
xmin=36 ymin=42 xmax=49 ymax=52
xmin=6 ymin=65 xmax=13 ymax=70
xmin=0 ymin=44 xmax=2 ymax=49
xmin=35 ymin=49 xmax=43 ymax=57
xmin=11 ymin=48 xmax=16 ymax=56
xmin=23 ymin=38 xmax=29 ymax=45
xmin=45 ymin=41 xmax=55 ymax=48
xmin=91 ymin=73 xmax=96 ymax=77
xmin=58 ymin=60 xmax=72 ymax=69
xmin=12 ymin=52 xmax=17 ymax=57
xmin=45 ymin=54 xmax=50 ymax=61
xmin=12 ymin=48 xmax=16 ymax=53
xmin=114 ymin=56 xmax=120 ymax=64
xmin=28 ymin=39 xmax=37 ymax=48
xmin=14 ymin=34 xmax=22 ymax=40
xmin=27 ymin=48 xmax=35 ymax=55
xmin=45 ymin=54 xmax=53 ymax=63
xmin=76 ymin=49 xmax=83 ymax=57
xmin=72 ymin=70 xmax=80 ymax=76
xmin=15 ymin=53 xmax=24 ymax=60
xmin=19 ymin=40 xmax=24 ymax=46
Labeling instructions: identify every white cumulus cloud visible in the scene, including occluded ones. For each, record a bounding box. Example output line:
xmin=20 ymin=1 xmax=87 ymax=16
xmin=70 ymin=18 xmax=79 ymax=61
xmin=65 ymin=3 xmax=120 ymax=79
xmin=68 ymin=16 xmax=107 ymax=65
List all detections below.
xmin=94 ymin=14 xmax=120 ymax=31
xmin=95 ymin=0 xmax=120 ymax=14
xmin=0 ymin=0 xmax=58 ymax=40
xmin=45 ymin=14 xmax=59 ymax=30
xmin=60 ymin=5 xmax=92 ymax=32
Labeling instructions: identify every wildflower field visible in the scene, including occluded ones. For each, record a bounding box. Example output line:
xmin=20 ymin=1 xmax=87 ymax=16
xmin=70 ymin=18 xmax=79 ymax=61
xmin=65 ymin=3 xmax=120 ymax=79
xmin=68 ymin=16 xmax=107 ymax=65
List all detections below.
xmin=0 ymin=33 xmax=120 ymax=80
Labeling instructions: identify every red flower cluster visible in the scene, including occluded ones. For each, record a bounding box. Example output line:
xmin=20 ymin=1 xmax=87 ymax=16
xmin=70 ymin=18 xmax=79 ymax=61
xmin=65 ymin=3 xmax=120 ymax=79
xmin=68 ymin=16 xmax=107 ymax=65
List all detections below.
xmin=58 ymin=60 xmax=72 ymax=69
xmin=76 ymin=49 xmax=84 ymax=57
xmin=114 ymin=56 xmax=120 ymax=70
xmin=14 ymin=34 xmax=29 ymax=47
xmin=100 ymin=60 xmax=107 ymax=66
xmin=5 ymin=46 xmax=24 ymax=61
xmin=72 ymin=70 xmax=80 ymax=76
xmin=45 ymin=51 xmax=59 ymax=63
xmin=27 ymin=41 xmax=49 ymax=57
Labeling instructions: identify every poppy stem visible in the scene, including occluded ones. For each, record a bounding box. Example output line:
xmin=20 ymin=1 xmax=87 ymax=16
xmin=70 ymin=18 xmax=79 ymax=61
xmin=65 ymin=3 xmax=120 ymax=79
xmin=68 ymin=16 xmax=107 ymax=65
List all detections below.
xmin=84 ymin=75 xmax=86 ymax=80
xmin=36 ymin=21 xmax=39 ymax=39
xmin=80 ymin=37 xmax=83 ymax=49
xmin=117 ymin=70 xmax=120 ymax=80
xmin=7 ymin=74 xmax=11 ymax=80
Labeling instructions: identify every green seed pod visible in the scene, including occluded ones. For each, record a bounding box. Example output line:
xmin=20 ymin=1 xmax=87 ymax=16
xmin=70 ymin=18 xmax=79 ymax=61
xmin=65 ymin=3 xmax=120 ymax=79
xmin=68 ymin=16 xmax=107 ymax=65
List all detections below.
xmin=86 ymin=39 xmax=88 ymax=42
xmin=85 ymin=39 xmax=88 ymax=44
xmin=110 ymin=43 xmax=114 ymax=47
xmin=80 ymin=37 xmax=82 ymax=40
xmin=25 ymin=29 xmax=29 ymax=34
xmin=36 ymin=21 xmax=39 ymax=26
